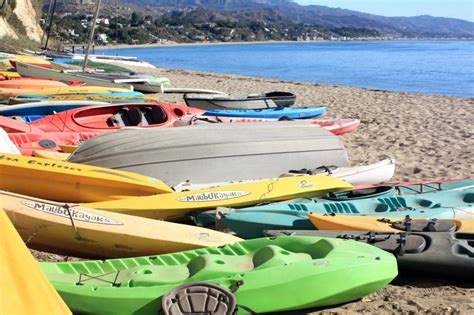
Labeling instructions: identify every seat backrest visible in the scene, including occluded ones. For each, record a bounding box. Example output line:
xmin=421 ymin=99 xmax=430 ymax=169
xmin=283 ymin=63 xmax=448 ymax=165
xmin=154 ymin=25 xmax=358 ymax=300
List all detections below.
xmin=124 ymin=107 xmax=143 ymax=126
xmin=108 ymin=107 xmax=129 ymax=127
xmin=144 ymin=106 xmax=168 ymax=125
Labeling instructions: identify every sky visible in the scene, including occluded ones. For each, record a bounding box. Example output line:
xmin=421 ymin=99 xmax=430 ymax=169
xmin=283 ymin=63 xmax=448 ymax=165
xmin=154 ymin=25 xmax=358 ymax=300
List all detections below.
xmin=296 ymin=0 xmax=474 ymax=22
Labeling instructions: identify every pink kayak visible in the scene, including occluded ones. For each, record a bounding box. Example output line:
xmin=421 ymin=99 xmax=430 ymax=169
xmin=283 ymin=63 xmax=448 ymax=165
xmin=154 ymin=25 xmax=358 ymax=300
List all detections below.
xmin=192 ymin=116 xmax=360 ymax=135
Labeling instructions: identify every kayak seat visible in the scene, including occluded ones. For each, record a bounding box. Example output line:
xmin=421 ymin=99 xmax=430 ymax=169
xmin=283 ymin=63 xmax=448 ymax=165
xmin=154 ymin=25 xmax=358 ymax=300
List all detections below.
xmin=187 ymin=255 xmax=251 ymax=280
xmin=108 ymin=107 xmax=129 ymax=127
xmin=161 ymin=282 xmax=237 ymax=315
xmin=372 ymin=234 xmax=427 ymax=255
xmin=391 ymin=219 xmax=457 ymax=232
xmin=143 ymin=106 xmax=168 ymax=125
xmin=123 ymin=107 xmax=143 ymax=126
xmin=252 ymin=245 xmax=312 ymax=270
xmin=463 ymin=193 xmax=474 ymax=203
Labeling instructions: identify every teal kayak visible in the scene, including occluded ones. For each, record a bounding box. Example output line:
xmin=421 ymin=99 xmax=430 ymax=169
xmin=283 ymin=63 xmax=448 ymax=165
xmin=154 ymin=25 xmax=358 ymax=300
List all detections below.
xmin=40 ymin=236 xmax=397 ymax=314
xmin=223 ymin=187 xmax=474 ymax=238
xmin=192 ymin=179 xmax=474 ymax=228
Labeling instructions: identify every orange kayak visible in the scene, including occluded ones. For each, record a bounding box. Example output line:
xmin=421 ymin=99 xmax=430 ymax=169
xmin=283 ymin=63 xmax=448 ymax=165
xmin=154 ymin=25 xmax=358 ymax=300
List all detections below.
xmin=0 ymin=78 xmax=68 ymax=89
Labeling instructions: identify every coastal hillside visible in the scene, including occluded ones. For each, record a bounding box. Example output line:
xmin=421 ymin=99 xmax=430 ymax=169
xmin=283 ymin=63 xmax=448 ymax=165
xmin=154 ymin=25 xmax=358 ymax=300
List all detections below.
xmin=0 ymin=0 xmax=43 ymax=41
xmin=117 ymin=0 xmax=474 ymax=38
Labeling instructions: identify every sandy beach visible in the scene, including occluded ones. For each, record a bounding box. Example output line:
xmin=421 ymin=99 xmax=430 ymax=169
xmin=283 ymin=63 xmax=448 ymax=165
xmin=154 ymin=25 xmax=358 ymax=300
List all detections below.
xmin=34 ymin=66 xmax=474 ymax=314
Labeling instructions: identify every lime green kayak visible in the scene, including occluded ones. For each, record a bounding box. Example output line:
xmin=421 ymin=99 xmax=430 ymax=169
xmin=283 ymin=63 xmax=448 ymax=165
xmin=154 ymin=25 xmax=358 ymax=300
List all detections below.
xmin=40 ymin=236 xmax=397 ymax=314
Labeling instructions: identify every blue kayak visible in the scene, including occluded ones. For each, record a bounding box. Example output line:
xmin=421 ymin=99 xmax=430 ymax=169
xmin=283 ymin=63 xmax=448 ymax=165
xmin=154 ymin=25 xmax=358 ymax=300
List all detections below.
xmin=192 ymin=179 xmax=474 ymax=227
xmin=222 ymin=187 xmax=474 ymax=238
xmin=203 ymin=106 xmax=325 ymax=119
xmin=0 ymin=101 xmax=108 ymax=117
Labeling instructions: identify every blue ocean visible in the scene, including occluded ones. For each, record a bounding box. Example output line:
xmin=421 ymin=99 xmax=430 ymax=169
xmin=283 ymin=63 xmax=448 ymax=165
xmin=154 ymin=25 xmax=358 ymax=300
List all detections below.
xmin=101 ymin=41 xmax=474 ymax=97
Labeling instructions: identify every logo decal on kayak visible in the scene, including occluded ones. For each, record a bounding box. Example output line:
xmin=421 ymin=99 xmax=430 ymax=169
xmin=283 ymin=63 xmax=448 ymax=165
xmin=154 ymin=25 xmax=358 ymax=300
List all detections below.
xmin=23 ymin=201 xmax=123 ymax=225
xmin=177 ymin=191 xmax=250 ymax=202
xmin=299 ymin=180 xmax=314 ymax=188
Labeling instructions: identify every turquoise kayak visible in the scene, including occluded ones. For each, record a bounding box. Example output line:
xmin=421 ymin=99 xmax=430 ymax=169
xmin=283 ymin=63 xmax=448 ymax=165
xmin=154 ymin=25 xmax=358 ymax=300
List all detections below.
xmin=203 ymin=106 xmax=325 ymax=119
xmin=192 ymin=179 xmax=474 ymax=228
xmin=223 ymin=187 xmax=474 ymax=238
xmin=40 ymin=236 xmax=397 ymax=314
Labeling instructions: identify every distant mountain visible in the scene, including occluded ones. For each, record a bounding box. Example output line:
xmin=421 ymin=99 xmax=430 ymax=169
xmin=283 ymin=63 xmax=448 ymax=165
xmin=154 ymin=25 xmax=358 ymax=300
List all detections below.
xmin=116 ymin=0 xmax=474 ymax=38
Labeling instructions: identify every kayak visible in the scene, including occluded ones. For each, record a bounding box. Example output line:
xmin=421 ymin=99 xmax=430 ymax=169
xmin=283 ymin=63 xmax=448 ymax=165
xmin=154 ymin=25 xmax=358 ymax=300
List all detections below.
xmin=176 ymin=158 xmax=395 ymax=192
xmin=0 ymin=71 xmax=21 ymax=78
xmin=263 ymin=230 xmax=474 ymax=280
xmin=40 ymin=235 xmax=397 ymax=314
xmin=1 ymin=191 xmax=241 ymax=258
xmin=0 ymin=153 xmax=173 ymax=203
xmin=193 ymin=116 xmax=361 ymax=135
xmin=183 ymin=91 xmax=296 ymax=110
xmin=5 ymin=129 xmax=97 ymax=156
xmin=11 ymin=93 xmax=152 ymax=103
xmin=66 ymin=122 xmax=350 ymax=186
xmin=31 ymin=103 xmax=204 ymax=132
xmin=222 ymin=187 xmax=474 ymax=238
xmin=198 ymin=158 xmax=395 ymax=192
xmin=0 ymin=208 xmax=71 ymax=314
xmin=192 ymin=172 xmax=473 ymax=228
xmin=0 ymin=100 xmax=107 ymax=116
xmin=33 ymin=150 xmax=70 ymax=161
xmin=0 ymin=54 xmax=52 ymax=70
xmin=203 ymin=106 xmax=326 ymax=119
xmin=1 ymin=86 xmax=132 ymax=98
xmin=308 ymin=213 xmax=474 ymax=232
xmin=83 ymin=175 xmax=353 ymax=221
xmin=0 ymin=78 xmax=68 ymax=89
xmin=0 ymin=128 xmax=20 ymax=154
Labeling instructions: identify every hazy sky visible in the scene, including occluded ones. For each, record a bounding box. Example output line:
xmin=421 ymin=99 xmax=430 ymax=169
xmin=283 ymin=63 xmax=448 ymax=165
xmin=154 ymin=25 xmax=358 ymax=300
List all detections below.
xmin=296 ymin=0 xmax=474 ymax=21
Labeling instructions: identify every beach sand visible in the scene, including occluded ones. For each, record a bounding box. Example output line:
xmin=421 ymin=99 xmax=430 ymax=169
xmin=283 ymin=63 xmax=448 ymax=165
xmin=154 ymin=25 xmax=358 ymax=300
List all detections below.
xmin=34 ymin=66 xmax=474 ymax=314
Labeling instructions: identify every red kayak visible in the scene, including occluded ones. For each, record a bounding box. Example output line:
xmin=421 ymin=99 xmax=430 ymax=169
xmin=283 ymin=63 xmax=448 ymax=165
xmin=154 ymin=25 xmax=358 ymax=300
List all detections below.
xmin=31 ymin=102 xmax=205 ymax=133
xmin=7 ymin=131 xmax=97 ymax=156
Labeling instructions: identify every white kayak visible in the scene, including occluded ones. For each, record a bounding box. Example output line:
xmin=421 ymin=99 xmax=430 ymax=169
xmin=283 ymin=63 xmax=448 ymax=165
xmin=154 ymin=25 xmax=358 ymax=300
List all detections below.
xmin=0 ymin=128 xmax=21 ymax=154
xmin=174 ymin=158 xmax=395 ymax=191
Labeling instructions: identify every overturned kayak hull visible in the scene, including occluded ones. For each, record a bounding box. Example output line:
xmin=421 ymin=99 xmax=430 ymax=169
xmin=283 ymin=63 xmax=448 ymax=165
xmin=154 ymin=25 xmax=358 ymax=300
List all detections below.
xmin=67 ymin=122 xmax=350 ymax=186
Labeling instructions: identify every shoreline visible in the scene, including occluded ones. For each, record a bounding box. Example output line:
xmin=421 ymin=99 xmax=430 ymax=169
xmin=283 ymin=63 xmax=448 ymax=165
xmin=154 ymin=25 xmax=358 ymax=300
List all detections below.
xmin=94 ymin=38 xmax=473 ymax=50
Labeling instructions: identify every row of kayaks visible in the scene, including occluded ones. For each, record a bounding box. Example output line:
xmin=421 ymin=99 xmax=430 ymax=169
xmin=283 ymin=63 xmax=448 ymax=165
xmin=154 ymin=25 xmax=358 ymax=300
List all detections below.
xmin=1 ymin=52 xmax=472 ymax=314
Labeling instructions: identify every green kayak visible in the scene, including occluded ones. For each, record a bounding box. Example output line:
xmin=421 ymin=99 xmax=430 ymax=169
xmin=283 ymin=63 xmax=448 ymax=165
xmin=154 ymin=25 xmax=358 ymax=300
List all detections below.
xmin=40 ymin=236 xmax=397 ymax=314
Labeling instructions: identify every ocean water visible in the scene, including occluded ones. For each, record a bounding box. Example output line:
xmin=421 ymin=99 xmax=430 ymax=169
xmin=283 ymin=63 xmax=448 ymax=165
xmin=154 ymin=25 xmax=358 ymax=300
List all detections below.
xmin=101 ymin=41 xmax=474 ymax=97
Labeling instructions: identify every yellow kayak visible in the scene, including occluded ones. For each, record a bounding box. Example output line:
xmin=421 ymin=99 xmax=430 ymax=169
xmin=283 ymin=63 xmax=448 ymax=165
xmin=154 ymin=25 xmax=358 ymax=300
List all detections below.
xmin=308 ymin=213 xmax=474 ymax=232
xmin=1 ymin=191 xmax=241 ymax=258
xmin=33 ymin=149 xmax=70 ymax=161
xmin=0 ymin=153 xmax=173 ymax=203
xmin=48 ymin=95 xmax=158 ymax=102
xmin=85 ymin=175 xmax=353 ymax=221
xmin=0 ymin=71 xmax=21 ymax=78
xmin=0 ymin=208 xmax=71 ymax=314
xmin=1 ymin=85 xmax=130 ymax=97
xmin=0 ymin=53 xmax=51 ymax=70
